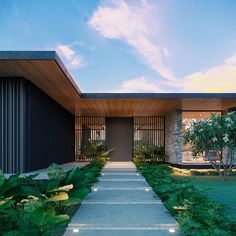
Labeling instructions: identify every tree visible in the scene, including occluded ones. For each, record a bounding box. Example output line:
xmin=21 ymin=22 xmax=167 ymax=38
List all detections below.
xmin=184 ymin=112 xmax=236 ymax=181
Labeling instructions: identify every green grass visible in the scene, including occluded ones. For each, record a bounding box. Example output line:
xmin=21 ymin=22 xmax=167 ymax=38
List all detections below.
xmin=137 ymin=163 xmax=236 ymax=235
xmin=172 ymin=173 xmax=236 ymax=220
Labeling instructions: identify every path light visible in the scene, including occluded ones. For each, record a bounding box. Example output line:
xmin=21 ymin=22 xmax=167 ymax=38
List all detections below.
xmin=169 ymin=228 xmax=175 ymax=233
xmin=93 ymin=188 xmax=98 ymax=192
xmin=136 ymin=173 xmax=140 ymax=176
xmin=73 ymin=228 xmax=79 ymax=233
xmin=145 ymin=188 xmax=150 ymax=192
xmin=101 ymin=173 xmax=105 ymax=176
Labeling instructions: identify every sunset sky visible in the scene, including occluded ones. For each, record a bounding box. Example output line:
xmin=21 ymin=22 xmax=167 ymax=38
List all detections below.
xmin=1 ymin=0 xmax=236 ymax=92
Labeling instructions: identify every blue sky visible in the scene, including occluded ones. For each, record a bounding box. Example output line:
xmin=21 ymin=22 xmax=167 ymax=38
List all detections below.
xmin=1 ymin=0 xmax=236 ymax=92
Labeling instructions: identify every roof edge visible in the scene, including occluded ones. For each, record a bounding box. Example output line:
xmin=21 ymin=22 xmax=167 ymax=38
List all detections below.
xmin=81 ymin=93 xmax=236 ymax=99
xmin=0 ymin=51 xmax=81 ymax=95
xmin=0 ymin=51 xmax=57 ymax=60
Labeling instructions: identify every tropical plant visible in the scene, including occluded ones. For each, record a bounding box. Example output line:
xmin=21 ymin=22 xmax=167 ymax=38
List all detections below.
xmin=81 ymin=142 xmax=107 ymax=159
xmin=0 ymin=158 xmax=106 ymax=235
xmin=184 ymin=112 xmax=236 ymax=181
xmin=133 ymin=145 xmax=165 ymax=163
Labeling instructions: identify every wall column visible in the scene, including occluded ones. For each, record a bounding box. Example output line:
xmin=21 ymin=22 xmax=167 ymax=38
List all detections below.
xmin=165 ymin=110 xmax=182 ymax=164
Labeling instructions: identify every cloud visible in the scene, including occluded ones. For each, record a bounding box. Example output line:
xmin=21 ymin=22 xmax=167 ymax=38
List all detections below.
xmin=56 ymin=43 xmax=86 ymax=69
xmin=88 ymin=0 xmax=177 ymax=81
xmin=182 ymin=53 xmax=236 ymax=92
xmin=224 ymin=53 xmax=236 ymax=65
xmin=111 ymin=76 xmax=169 ymax=93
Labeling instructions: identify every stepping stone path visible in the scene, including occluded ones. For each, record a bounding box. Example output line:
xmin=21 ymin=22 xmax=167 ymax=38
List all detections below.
xmin=64 ymin=162 xmax=182 ymax=236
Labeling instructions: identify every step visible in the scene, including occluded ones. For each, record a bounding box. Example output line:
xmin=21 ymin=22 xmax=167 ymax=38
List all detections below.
xmin=92 ymin=187 xmax=152 ymax=191
xmin=95 ymin=180 xmax=149 ymax=188
xmin=101 ymin=172 xmax=140 ymax=176
xmin=69 ymin=204 xmax=176 ymax=225
xmin=98 ymin=178 xmax=145 ymax=182
xmin=64 ymin=224 xmax=181 ymax=236
xmin=83 ymin=200 xmax=162 ymax=205
xmin=85 ymin=189 xmax=159 ymax=202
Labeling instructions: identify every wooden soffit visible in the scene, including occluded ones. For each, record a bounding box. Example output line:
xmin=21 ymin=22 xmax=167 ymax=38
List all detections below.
xmin=0 ymin=51 xmax=81 ymax=114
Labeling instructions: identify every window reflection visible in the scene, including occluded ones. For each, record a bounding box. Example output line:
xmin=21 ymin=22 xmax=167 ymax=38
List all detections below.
xmin=182 ymin=111 xmax=221 ymax=163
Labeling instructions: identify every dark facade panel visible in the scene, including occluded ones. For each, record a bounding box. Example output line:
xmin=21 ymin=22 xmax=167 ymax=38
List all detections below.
xmin=0 ymin=77 xmax=75 ymax=173
xmin=0 ymin=77 xmax=28 ymax=173
xmin=28 ymin=82 xmax=75 ymax=171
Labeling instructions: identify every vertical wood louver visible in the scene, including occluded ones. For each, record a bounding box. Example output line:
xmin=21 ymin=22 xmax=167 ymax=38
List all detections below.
xmin=0 ymin=78 xmax=27 ymax=173
xmin=134 ymin=116 xmax=165 ymax=148
xmin=75 ymin=116 xmax=106 ymax=162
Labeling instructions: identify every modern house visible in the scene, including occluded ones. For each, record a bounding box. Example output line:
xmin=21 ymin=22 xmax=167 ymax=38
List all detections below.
xmin=1 ymin=51 xmax=236 ymax=173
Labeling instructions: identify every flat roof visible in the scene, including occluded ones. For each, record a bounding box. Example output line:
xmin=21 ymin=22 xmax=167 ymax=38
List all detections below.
xmin=1 ymin=51 xmax=236 ymax=116
xmin=0 ymin=51 xmax=81 ymax=114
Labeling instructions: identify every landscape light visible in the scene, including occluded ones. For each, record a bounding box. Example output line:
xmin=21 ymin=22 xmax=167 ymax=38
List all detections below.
xmin=145 ymin=188 xmax=150 ymax=192
xmin=136 ymin=173 xmax=140 ymax=176
xmin=73 ymin=228 xmax=79 ymax=233
xmin=93 ymin=188 xmax=98 ymax=191
xmin=169 ymin=228 xmax=175 ymax=233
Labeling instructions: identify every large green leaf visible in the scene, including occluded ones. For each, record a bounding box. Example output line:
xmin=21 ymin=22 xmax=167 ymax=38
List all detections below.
xmin=47 ymin=192 xmax=69 ymax=202
xmin=65 ymin=167 xmax=82 ymax=185
xmin=0 ymin=173 xmax=20 ymax=195
xmin=0 ymin=170 xmax=5 ymax=188
xmin=30 ymin=208 xmax=69 ymax=230
xmin=24 ymin=199 xmax=43 ymax=213
xmin=61 ymin=197 xmax=82 ymax=206
xmin=0 ymin=199 xmax=16 ymax=215
xmin=49 ymin=184 xmax=73 ymax=193
xmin=2 ymin=230 xmax=22 ymax=236
xmin=47 ymin=163 xmax=66 ymax=180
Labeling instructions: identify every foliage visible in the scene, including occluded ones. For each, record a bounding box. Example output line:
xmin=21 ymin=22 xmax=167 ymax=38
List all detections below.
xmin=184 ymin=112 xmax=236 ymax=180
xmin=0 ymin=158 xmax=106 ymax=236
xmin=137 ymin=163 xmax=236 ymax=236
xmin=133 ymin=145 xmax=165 ymax=164
xmin=81 ymin=142 xmax=107 ymax=160
xmin=47 ymin=163 xmax=66 ymax=180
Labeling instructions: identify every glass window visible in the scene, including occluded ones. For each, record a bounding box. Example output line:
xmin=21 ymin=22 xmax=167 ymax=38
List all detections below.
xmin=182 ymin=111 xmax=221 ymax=163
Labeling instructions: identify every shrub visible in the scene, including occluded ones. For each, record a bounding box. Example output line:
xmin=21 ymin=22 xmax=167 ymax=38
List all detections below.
xmin=133 ymin=145 xmax=165 ymax=164
xmin=81 ymin=142 xmax=107 ymax=160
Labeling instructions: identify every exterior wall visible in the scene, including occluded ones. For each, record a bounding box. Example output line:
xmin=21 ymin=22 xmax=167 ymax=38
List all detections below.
xmin=28 ymin=82 xmax=74 ymax=171
xmin=0 ymin=77 xmax=74 ymax=173
xmin=165 ymin=110 xmax=182 ymax=164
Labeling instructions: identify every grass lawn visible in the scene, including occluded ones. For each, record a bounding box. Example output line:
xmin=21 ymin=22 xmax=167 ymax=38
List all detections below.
xmin=172 ymin=172 xmax=236 ymax=221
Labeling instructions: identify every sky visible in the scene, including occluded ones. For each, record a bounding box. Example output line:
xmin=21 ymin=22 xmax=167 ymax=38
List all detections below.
xmin=1 ymin=0 xmax=236 ymax=93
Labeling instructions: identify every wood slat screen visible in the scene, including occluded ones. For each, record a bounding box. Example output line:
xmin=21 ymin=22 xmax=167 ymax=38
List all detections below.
xmin=75 ymin=116 xmax=105 ymax=162
xmin=133 ymin=116 xmax=165 ymax=148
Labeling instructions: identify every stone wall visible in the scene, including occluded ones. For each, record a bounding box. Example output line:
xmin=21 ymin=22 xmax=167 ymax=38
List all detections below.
xmin=165 ymin=110 xmax=182 ymax=164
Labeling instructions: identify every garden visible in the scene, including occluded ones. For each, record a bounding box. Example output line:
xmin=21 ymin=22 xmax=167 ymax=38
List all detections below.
xmin=137 ymin=164 xmax=236 ymax=236
xmin=0 ymin=157 xmax=106 ymax=236
xmin=134 ymin=112 xmax=236 ymax=235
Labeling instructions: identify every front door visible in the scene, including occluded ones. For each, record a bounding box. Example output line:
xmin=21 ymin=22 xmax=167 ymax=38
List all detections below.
xmin=106 ymin=117 xmax=133 ymax=161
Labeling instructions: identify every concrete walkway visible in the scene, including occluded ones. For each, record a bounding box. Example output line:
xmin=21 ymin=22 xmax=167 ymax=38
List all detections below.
xmin=64 ymin=162 xmax=182 ymax=236
xmin=4 ymin=162 xmax=88 ymax=179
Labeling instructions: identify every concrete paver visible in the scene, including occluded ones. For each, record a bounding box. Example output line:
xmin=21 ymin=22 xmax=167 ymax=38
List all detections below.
xmin=64 ymin=162 xmax=182 ymax=236
xmin=4 ymin=162 xmax=88 ymax=179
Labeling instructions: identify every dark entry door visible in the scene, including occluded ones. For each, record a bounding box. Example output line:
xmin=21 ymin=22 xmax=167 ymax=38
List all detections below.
xmin=106 ymin=117 xmax=133 ymax=161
